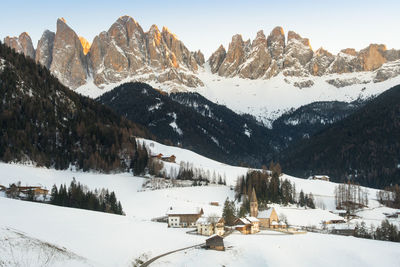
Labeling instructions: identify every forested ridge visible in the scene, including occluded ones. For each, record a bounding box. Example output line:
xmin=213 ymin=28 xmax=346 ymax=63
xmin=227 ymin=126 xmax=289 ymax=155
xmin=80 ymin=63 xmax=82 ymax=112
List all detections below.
xmin=280 ymin=84 xmax=400 ymax=188
xmin=0 ymin=42 xmax=151 ymax=172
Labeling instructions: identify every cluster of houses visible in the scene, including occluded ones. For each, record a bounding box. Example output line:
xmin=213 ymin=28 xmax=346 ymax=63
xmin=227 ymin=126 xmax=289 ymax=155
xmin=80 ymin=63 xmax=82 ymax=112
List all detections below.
xmin=307 ymin=175 xmax=330 ymax=182
xmin=166 ymin=188 xmax=287 ymax=239
xmin=151 ymin=153 xmax=176 ymax=163
xmin=0 ymin=184 xmax=49 ymax=198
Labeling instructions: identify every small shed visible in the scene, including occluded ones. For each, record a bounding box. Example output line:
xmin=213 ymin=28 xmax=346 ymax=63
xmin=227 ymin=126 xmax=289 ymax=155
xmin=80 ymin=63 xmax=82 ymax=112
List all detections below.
xmin=206 ymin=235 xmax=224 ymax=251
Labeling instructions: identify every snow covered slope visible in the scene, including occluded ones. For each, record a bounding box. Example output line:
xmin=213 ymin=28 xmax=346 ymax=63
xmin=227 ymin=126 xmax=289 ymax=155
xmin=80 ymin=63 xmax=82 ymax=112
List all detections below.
xmin=0 ymin=159 xmax=399 ymax=266
xmin=152 ymin=232 xmax=400 ymax=267
xmin=76 ymin=63 xmax=400 ymax=126
xmin=194 ymin=64 xmax=400 ymax=125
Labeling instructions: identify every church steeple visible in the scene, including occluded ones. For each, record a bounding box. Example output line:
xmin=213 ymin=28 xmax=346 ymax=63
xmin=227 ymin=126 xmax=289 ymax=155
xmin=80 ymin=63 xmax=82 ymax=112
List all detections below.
xmin=250 ymin=187 xmax=258 ymax=217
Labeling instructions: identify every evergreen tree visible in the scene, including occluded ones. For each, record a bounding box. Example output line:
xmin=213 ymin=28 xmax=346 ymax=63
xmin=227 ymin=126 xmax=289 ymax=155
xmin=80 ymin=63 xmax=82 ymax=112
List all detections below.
xmin=222 ymin=198 xmax=236 ymax=226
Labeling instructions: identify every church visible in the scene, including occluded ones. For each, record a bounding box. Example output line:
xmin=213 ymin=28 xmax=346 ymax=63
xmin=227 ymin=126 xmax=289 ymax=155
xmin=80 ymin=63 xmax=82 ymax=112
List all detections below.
xmin=249 ymin=187 xmax=286 ymax=230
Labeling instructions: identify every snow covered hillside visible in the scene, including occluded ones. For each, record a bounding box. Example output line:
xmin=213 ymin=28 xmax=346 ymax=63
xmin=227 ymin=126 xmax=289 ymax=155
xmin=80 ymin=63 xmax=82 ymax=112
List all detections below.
xmin=195 ymin=64 xmax=400 ymax=125
xmin=0 ymin=158 xmax=399 ymax=266
xmin=76 ymin=64 xmax=400 ymax=126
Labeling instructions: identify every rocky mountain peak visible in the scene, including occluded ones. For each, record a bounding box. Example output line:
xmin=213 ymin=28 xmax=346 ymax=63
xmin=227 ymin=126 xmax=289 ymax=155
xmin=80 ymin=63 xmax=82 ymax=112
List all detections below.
xmin=287 ymin=31 xmax=311 ymax=48
xmin=50 ymin=17 xmax=88 ymax=89
xmin=358 ymin=44 xmax=387 ymax=71
xmin=267 ymin=26 xmax=285 ymax=61
xmin=4 ymin=32 xmax=35 ymax=59
xmin=341 ymin=48 xmax=357 ymax=56
xmin=208 ymin=45 xmax=226 ymax=74
xmin=35 ymin=30 xmax=55 ymax=69
xmin=217 ymin=34 xmax=245 ymax=77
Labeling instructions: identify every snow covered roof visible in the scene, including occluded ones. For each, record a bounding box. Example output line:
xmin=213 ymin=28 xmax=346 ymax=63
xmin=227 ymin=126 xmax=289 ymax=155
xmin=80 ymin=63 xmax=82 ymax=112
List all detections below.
xmin=271 ymin=221 xmax=279 ymax=226
xmin=258 ymin=208 xmax=275 ymax=219
xmin=166 ymin=207 xmax=203 ymax=216
xmin=246 ymin=216 xmax=259 ymax=222
xmin=279 ymin=222 xmax=286 ymax=226
xmin=237 ymin=218 xmax=251 ymax=225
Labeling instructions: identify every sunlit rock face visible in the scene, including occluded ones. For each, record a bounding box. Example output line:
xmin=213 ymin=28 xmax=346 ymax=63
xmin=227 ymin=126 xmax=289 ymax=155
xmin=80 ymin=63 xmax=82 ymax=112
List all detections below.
xmin=4 ymin=32 xmax=35 ymax=59
xmin=208 ymin=26 xmax=400 ymax=83
xmin=79 ymin=37 xmax=91 ymax=55
xmin=88 ymin=16 xmax=203 ymax=88
xmin=49 ymin=18 xmax=88 ymax=89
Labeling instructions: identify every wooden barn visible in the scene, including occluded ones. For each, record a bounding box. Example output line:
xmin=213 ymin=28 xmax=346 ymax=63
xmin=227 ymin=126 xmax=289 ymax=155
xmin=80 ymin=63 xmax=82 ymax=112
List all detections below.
xmin=308 ymin=175 xmax=330 ymax=182
xmin=206 ymin=235 xmax=224 ymax=251
xmin=235 ymin=217 xmax=260 ymax=234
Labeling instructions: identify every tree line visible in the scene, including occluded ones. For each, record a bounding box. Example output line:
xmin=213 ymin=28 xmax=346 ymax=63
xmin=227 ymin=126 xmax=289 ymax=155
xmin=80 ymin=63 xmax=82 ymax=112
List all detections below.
xmin=334 ymin=181 xmax=369 ymax=213
xmin=50 ymin=179 xmax=124 ymax=215
xmin=234 ymin=162 xmax=315 ymax=214
xmin=354 ymin=220 xmax=400 ymax=243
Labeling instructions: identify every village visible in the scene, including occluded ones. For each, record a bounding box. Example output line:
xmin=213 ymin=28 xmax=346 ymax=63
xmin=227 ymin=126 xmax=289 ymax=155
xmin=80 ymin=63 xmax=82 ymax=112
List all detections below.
xmin=163 ymin=188 xmax=303 ymax=251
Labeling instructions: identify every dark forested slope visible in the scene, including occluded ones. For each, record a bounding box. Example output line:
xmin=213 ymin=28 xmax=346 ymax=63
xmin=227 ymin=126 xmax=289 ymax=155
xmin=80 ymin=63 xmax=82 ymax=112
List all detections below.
xmin=280 ymin=85 xmax=400 ymax=188
xmin=0 ymin=43 xmax=151 ymax=172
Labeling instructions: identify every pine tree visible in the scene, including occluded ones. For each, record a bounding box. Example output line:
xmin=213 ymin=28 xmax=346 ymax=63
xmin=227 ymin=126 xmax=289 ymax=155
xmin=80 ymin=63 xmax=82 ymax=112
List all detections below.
xmin=222 ymin=198 xmax=236 ymax=226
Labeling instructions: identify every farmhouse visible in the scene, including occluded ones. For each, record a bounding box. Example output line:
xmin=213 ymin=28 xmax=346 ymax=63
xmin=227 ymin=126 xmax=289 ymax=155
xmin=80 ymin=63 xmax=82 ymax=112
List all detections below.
xmin=166 ymin=207 xmax=203 ymax=228
xmin=308 ymin=175 xmax=330 ymax=182
xmin=161 ymin=155 xmax=176 ymax=163
xmin=196 ymin=217 xmax=225 ymax=236
xmin=235 ymin=217 xmax=260 ymax=234
xmin=205 ymin=235 xmax=224 ymax=251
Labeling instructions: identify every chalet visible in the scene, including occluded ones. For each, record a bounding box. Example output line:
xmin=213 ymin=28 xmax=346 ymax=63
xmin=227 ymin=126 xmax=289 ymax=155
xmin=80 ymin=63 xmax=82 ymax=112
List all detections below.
xmin=308 ymin=175 xmax=330 ymax=182
xmin=161 ymin=155 xmax=176 ymax=163
xmin=18 ymin=186 xmax=49 ymax=195
xmin=0 ymin=185 xmax=6 ymax=191
xmin=324 ymin=219 xmax=346 ymax=224
xmin=210 ymin=202 xmax=219 ymax=206
xmin=196 ymin=217 xmax=225 ymax=236
xmin=235 ymin=217 xmax=260 ymax=234
xmin=206 ymin=235 xmax=224 ymax=251
xmin=166 ymin=207 xmax=203 ymax=228
xmin=151 ymin=153 xmax=163 ymax=159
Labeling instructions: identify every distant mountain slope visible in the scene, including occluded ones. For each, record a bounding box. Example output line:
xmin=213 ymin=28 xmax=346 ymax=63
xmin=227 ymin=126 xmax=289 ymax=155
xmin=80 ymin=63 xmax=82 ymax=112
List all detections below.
xmin=280 ymin=84 xmax=400 ymax=188
xmin=0 ymin=42 xmax=151 ymax=171
xmin=98 ymin=82 xmax=275 ymax=166
xmin=271 ymin=100 xmax=365 ymax=149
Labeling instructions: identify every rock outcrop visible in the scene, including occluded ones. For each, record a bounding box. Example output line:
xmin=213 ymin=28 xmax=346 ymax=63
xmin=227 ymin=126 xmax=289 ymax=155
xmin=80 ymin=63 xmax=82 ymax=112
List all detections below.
xmin=4 ymin=32 xmax=35 ymax=59
xmin=89 ymin=16 xmax=202 ymax=88
xmin=79 ymin=37 xmax=91 ymax=55
xmin=208 ymin=45 xmax=226 ymax=74
xmin=50 ymin=18 xmax=88 ymax=89
xmin=35 ymin=30 xmax=55 ymax=68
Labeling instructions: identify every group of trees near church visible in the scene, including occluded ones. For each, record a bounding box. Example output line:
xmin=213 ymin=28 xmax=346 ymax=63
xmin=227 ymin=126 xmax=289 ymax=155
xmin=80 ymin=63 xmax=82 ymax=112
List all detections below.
xmin=0 ymin=42 xmax=151 ymax=172
xmin=354 ymin=220 xmax=400 ymax=243
xmin=234 ymin=162 xmax=315 ymax=216
xmin=50 ymin=179 xmax=124 ymax=215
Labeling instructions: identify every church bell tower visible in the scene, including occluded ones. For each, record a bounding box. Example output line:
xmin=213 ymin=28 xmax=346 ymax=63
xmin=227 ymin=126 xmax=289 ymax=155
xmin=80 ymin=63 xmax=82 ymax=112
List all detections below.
xmin=250 ymin=187 xmax=258 ymax=217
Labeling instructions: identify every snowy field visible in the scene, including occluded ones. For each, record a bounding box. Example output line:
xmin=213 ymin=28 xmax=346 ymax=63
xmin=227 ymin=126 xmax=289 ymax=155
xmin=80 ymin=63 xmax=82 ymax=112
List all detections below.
xmin=1 ymin=140 xmax=400 ymax=266
xmin=152 ymin=231 xmax=400 ymax=267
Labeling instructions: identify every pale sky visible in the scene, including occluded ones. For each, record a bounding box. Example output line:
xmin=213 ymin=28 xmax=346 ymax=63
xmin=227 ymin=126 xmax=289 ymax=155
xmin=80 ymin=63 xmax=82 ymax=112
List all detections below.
xmin=1 ymin=0 xmax=399 ymax=58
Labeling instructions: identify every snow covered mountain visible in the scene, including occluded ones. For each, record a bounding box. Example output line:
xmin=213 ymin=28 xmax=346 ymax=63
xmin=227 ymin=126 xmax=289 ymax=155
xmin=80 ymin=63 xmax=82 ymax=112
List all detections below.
xmin=4 ymin=17 xmax=400 ymax=124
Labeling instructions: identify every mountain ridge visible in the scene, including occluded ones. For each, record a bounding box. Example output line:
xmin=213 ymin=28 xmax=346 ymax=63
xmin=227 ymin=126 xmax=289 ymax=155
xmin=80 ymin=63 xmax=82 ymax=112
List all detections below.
xmin=4 ymin=16 xmax=400 ymax=93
